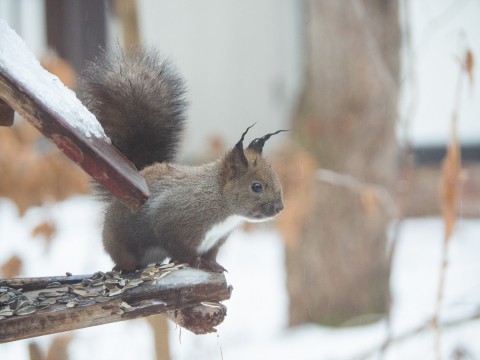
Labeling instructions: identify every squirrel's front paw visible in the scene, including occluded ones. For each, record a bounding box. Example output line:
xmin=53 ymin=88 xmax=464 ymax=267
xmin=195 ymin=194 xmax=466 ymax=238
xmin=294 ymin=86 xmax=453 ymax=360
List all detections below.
xmin=190 ymin=257 xmax=227 ymax=273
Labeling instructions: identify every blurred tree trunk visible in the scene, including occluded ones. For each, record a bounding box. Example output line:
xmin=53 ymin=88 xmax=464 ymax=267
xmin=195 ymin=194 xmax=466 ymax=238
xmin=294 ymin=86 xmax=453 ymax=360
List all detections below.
xmin=287 ymin=0 xmax=400 ymax=326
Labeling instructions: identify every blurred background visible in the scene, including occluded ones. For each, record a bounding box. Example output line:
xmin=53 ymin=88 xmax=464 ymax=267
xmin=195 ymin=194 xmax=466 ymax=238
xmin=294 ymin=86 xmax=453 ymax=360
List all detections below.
xmin=0 ymin=0 xmax=479 ymax=359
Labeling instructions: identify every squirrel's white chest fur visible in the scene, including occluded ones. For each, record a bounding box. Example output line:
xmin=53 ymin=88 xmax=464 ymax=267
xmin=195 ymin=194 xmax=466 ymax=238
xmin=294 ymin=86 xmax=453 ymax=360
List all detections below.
xmin=197 ymin=215 xmax=246 ymax=255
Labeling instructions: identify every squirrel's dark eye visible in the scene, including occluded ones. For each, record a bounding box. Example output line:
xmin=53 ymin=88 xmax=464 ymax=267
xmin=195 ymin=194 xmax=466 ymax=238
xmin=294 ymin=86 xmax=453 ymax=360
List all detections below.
xmin=251 ymin=182 xmax=263 ymax=193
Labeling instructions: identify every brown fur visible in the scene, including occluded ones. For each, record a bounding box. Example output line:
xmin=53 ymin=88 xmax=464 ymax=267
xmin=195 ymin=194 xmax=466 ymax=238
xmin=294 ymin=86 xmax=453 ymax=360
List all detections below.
xmin=103 ymin=138 xmax=284 ymax=272
xmin=80 ymin=47 xmax=285 ymax=272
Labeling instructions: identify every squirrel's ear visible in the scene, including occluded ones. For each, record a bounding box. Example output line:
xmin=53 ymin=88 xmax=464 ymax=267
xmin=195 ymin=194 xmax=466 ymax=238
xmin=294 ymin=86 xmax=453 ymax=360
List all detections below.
xmin=223 ymin=124 xmax=255 ymax=179
xmin=225 ymin=146 xmax=247 ymax=179
xmin=247 ymin=130 xmax=289 ymax=155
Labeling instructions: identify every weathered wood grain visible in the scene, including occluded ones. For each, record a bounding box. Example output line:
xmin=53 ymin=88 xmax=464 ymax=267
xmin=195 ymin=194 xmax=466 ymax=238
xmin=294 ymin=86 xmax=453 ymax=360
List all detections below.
xmin=0 ymin=266 xmax=231 ymax=342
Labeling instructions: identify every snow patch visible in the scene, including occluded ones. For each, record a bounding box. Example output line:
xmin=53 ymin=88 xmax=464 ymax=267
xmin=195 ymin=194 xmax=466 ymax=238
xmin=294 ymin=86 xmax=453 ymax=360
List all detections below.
xmin=155 ymin=268 xmax=212 ymax=287
xmin=1 ymin=196 xmax=480 ymax=359
xmin=0 ymin=20 xmax=109 ymax=140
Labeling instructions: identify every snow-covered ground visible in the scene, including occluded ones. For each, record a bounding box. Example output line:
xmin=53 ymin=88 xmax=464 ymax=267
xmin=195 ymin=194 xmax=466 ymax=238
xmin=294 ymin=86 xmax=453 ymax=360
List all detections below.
xmin=1 ymin=196 xmax=479 ymax=359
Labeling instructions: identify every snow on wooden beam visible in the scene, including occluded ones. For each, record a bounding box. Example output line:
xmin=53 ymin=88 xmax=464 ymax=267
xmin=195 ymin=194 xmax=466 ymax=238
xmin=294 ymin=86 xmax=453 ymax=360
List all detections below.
xmin=0 ymin=20 xmax=149 ymax=210
xmin=0 ymin=264 xmax=232 ymax=342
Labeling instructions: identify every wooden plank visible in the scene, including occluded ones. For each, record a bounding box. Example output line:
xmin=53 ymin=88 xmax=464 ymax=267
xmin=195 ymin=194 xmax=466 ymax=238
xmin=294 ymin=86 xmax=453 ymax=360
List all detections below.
xmin=0 ymin=274 xmax=92 ymax=291
xmin=0 ymin=98 xmax=14 ymax=126
xmin=0 ymin=265 xmax=232 ymax=342
xmin=0 ymin=21 xmax=149 ymax=210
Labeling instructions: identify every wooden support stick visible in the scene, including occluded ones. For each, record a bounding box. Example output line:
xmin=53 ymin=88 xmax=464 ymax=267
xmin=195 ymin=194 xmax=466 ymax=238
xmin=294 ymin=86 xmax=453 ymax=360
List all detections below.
xmin=0 ymin=265 xmax=232 ymax=342
xmin=0 ymin=98 xmax=14 ymax=126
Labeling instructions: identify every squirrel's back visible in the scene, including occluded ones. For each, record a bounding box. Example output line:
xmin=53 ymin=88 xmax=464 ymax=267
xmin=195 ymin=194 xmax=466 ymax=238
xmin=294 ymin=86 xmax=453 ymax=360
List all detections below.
xmin=78 ymin=47 xmax=187 ymax=170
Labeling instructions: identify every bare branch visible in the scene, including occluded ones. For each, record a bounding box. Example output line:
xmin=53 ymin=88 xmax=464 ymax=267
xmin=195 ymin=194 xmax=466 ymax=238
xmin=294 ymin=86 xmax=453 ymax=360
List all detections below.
xmin=315 ymin=169 xmax=399 ymax=218
xmin=354 ymin=311 xmax=480 ymax=360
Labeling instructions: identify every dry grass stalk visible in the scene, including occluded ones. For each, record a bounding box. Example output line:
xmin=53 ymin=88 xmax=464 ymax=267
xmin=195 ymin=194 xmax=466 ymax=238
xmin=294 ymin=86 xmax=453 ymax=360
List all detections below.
xmin=433 ymin=48 xmax=472 ymax=360
xmin=433 ymin=122 xmax=461 ymax=360
xmin=355 ymin=310 xmax=480 ymax=360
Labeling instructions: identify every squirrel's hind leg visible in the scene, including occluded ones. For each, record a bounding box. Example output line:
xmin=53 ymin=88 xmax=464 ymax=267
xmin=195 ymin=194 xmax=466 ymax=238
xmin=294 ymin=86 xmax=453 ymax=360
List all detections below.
xmin=139 ymin=246 xmax=170 ymax=268
xmin=188 ymin=239 xmax=228 ymax=273
xmin=104 ymin=239 xmax=138 ymax=272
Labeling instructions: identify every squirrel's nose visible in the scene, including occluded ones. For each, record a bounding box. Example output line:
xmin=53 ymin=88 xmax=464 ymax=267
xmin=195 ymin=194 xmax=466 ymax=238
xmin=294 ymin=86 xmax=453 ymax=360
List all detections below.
xmin=274 ymin=201 xmax=284 ymax=214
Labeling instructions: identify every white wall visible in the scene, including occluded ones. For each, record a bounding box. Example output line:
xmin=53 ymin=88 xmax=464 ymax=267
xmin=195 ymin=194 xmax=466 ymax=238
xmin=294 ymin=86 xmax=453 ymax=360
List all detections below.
xmin=400 ymin=0 xmax=480 ymax=146
xmin=137 ymin=0 xmax=304 ymax=158
xmin=137 ymin=0 xmax=480 ymax=154
xmin=0 ymin=0 xmax=46 ymax=57
xmin=2 ymin=0 xmax=479 ymax=153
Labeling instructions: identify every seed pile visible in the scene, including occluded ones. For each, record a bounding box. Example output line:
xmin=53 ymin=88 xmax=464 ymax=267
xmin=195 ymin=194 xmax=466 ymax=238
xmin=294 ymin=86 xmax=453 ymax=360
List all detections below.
xmin=0 ymin=262 xmax=189 ymax=320
xmin=0 ymin=287 xmax=37 ymax=318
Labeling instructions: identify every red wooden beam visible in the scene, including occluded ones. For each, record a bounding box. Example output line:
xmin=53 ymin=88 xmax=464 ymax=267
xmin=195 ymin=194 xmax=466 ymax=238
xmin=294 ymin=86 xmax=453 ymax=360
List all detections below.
xmin=0 ymin=20 xmax=149 ymax=210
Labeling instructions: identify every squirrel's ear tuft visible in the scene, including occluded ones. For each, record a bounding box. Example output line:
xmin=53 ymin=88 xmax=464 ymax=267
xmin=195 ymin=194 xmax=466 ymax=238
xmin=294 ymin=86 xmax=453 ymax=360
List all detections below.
xmin=233 ymin=123 xmax=256 ymax=167
xmin=223 ymin=124 xmax=255 ymax=179
xmin=247 ymin=129 xmax=289 ymax=155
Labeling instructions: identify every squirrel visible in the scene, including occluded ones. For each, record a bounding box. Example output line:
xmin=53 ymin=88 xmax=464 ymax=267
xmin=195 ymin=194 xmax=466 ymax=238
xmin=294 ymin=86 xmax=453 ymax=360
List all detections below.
xmin=78 ymin=47 xmax=285 ymax=273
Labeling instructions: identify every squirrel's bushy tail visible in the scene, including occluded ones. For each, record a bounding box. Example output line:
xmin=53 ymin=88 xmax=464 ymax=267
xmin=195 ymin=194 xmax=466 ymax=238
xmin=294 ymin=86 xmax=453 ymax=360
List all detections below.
xmin=78 ymin=47 xmax=187 ymax=170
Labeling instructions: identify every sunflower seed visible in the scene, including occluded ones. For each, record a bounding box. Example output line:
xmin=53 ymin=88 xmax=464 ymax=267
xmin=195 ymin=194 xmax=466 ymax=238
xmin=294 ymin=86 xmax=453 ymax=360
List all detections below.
xmin=89 ymin=279 xmax=103 ymax=287
xmin=0 ymin=293 xmax=10 ymax=302
xmin=56 ymin=294 xmax=76 ymax=304
xmin=46 ymin=281 xmax=62 ymax=289
xmin=0 ymin=307 xmax=14 ymax=316
xmin=124 ymin=279 xmax=143 ymax=290
xmin=91 ymin=271 xmax=106 ymax=280
xmin=94 ymin=296 xmax=109 ymax=303
xmin=200 ymin=302 xmax=222 ymax=308
xmin=142 ymin=266 xmax=160 ymax=275
xmin=111 ymin=308 xmax=124 ymax=315
xmin=16 ymin=299 xmax=34 ymax=310
xmin=72 ymin=288 xmax=88 ymax=296
xmin=73 ymin=288 xmax=98 ymax=297
xmin=107 ymin=286 xmax=124 ymax=297
xmin=15 ymin=305 xmax=37 ymax=315
xmin=119 ymin=301 xmax=132 ymax=310
xmin=39 ymin=291 xmax=62 ymax=298
xmin=104 ymin=282 xmax=117 ymax=290
xmin=158 ymin=263 xmax=175 ymax=270
xmin=41 ymin=298 xmax=56 ymax=306
xmin=37 ymin=298 xmax=56 ymax=309
xmin=66 ymin=300 xmax=78 ymax=308
xmin=106 ymin=271 xmax=121 ymax=278
xmin=155 ymin=271 xmax=173 ymax=281
xmin=104 ymin=278 xmax=119 ymax=284
xmin=174 ymin=263 xmax=189 ymax=269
